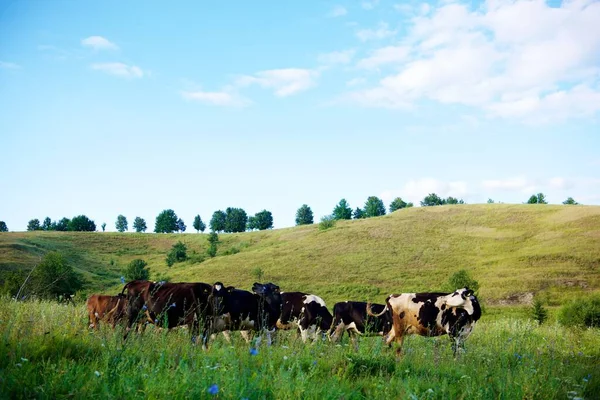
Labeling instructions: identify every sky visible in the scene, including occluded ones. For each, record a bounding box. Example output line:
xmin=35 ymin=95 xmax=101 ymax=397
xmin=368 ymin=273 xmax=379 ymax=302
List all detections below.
xmin=1 ymin=0 xmax=599 ymax=232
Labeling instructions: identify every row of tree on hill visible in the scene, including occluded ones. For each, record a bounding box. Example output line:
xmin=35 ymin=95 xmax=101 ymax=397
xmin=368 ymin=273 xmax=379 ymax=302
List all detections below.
xmin=1 ymin=192 xmax=582 ymax=233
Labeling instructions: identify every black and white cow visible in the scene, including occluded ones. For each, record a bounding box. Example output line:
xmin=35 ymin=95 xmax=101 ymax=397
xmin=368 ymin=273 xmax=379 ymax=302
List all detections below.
xmin=275 ymin=291 xmax=333 ymax=342
xmin=329 ymin=301 xmax=393 ymax=347
xmin=367 ymin=287 xmax=482 ymax=356
xmin=204 ymin=282 xmax=283 ymax=348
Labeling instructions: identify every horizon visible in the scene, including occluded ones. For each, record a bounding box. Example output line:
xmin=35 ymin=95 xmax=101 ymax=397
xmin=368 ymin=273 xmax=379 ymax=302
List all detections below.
xmin=1 ymin=0 xmax=599 ymax=232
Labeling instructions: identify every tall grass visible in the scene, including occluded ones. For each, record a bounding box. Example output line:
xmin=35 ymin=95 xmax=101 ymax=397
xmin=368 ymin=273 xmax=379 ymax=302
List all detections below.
xmin=1 ymin=299 xmax=599 ymax=399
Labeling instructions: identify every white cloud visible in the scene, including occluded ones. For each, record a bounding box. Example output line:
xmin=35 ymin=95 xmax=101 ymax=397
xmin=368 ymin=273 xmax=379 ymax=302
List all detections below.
xmin=318 ymin=49 xmax=355 ymax=65
xmin=356 ymin=22 xmax=397 ymax=42
xmin=346 ymin=77 xmax=366 ymax=87
xmin=330 ymin=5 xmax=347 ymax=17
xmin=81 ymin=36 xmax=118 ymax=50
xmin=356 ymin=45 xmax=410 ymax=69
xmin=381 ymin=178 xmax=469 ymax=204
xmin=348 ymin=0 xmax=600 ymax=122
xmin=181 ymin=90 xmax=250 ymax=107
xmin=362 ymin=1 xmax=379 ymax=10
xmin=236 ymin=68 xmax=319 ymax=97
xmin=482 ymin=176 xmax=537 ymax=193
xmin=91 ymin=63 xmax=144 ymax=78
xmin=0 ymin=61 xmax=20 ymax=69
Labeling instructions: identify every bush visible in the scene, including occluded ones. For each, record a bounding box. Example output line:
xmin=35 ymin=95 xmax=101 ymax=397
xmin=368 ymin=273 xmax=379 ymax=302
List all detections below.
xmin=446 ymin=269 xmax=479 ymax=293
xmin=530 ymin=298 xmax=548 ymax=325
xmin=559 ymin=296 xmax=600 ymax=328
xmin=319 ymin=215 xmax=336 ymax=231
xmin=30 ymin=251 xmax=83 ymax=299
xmin=166 ymin=241 xmax=188 ymax=267
xmin=206 ymin=232 xmax=219 ymax=258
xmin=124 ymin=259 xmax=149 ymax=281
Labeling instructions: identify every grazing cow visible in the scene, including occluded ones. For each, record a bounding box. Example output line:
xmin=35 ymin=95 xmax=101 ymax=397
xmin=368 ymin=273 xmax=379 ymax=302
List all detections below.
xmin=275 ymin=291 xmax=333 ymax=342
xmin=205 ymin=282 xmax=283 ymax=348
xmin=122 ymin=280 xmax=222 ymax=342
xmin=367 ymin=287 xmax=481 ymax=356
xmin=329 ymin=301 xmax=393 ymax=347
xmin=86 ymin=293 xmax=128 ymax=329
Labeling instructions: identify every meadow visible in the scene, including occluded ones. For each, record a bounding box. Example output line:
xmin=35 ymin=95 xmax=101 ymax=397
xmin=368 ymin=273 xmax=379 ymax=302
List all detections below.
xmin=1 ymin=299 xmax=598 ymax=399
xmin=1 ymin=204 xmax=600 ymax=398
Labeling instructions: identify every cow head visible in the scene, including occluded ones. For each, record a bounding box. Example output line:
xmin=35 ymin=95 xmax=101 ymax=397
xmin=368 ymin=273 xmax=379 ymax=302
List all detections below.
xmin=445 ymin=287 xmax=477 ymax=315
xmin=209 ymin=282 xmax=231 ymax=315
xmin=252 ymin=282 xmax=283 ymax=313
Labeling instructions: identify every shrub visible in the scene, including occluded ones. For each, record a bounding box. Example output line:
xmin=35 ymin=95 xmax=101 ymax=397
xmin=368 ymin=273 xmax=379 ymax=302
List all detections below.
xmin=252 ymin=267 xmax=264 ymax=281
xmin=166 ymin=241 xmax=187 ymax=267
xmin=206 ymin=232 xmax=219 ymax=258
xmin=319 ymin=215 xmax=336 ymax=231
xmin=446 ymin=269 xmax=479 ymax=293
xmin=30 ymin=251 xmax=83 ymax=299
xmin=530 ymin=298 xmax=548 ymax=325
xmin=559 ymin=296 xmax=600 ymax=328
xmin=124 ymin=259 xmax=149 ymax=281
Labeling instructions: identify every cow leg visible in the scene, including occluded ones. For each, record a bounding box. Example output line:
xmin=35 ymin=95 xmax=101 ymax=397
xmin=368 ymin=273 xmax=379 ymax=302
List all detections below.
xmin=329 ymin=322 xmax=346 ymax=343
xmin=89 ymin=311 xmax=98 ymax=329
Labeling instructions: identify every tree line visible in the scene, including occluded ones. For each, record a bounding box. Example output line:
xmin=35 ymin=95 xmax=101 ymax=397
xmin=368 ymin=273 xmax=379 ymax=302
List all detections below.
xmin=0 ymin=193 xmax=582 ymax=233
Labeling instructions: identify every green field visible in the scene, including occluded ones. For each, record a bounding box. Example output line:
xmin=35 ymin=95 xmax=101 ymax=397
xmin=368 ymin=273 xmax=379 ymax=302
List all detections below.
xmin=1 ymin=204 xmax=600 ymax=398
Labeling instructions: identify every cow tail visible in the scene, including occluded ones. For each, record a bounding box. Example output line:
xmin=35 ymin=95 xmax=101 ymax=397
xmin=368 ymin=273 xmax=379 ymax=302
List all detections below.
xmin=366 ymin=302 xmax=388 ymax=317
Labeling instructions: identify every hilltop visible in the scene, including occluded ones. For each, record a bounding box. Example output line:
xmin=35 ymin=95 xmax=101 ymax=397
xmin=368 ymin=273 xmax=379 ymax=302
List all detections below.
xmin=1 ymin=204 xmax=599 ymax=310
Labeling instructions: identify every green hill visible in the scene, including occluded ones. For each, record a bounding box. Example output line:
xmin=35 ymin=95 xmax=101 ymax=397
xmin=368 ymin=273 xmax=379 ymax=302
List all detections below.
xmin=1 ymin=204 xmax=599 ymax=311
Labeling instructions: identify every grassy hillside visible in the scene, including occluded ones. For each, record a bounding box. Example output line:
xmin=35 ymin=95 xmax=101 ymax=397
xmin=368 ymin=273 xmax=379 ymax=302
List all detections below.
xmin=1 ymin=204 xmax=599 ymax=310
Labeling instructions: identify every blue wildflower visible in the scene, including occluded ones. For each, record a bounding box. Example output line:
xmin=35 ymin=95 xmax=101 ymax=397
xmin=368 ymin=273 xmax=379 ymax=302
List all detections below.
xmin=120 ymin=276 xmax=125 ymax=284
xmin=584 ymin=374 xmax=591 ymax=382
xmin=142 ymin=305 xmax=147 ymax=310
xmin=171 ymin=303 xmax=176 ymax=308
xmin=250 ymin=348 xmax=258 ymax=356
xmin=208 ymin=384 xmax=219 ymax=395
xmin=312 ymin=360 xmax=317 ymax=366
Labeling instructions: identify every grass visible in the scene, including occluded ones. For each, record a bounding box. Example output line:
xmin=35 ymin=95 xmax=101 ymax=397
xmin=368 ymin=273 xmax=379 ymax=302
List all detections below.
xmin=1 ymin=298 xmax=599 ymax=399
xmin=1 ymin=204 xmax=599 ymax=315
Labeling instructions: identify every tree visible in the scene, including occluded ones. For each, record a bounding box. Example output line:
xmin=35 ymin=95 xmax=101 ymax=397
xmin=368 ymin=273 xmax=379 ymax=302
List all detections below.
xmin=42 ymin=217 xmax=52 ymax=231
xmin=166 ymin=241 xmax=188 ymax=266
xmin=133 ymin=217 xmax=147 ymax=233
xmin=27 ymin=219 xmax=41 ymax=231
xmin=225 ymin=207 xmax=247 ymax=233
xmin=389 ymin=197 xmax=413 ymax=213
xmin=0 ymin=221 xmax=7 ymax=232
xmin=445 ymin=197 xmax=465 ymax=205
xmin=295 ymin=204 xmax=314 ymax=225
xmin=210 ymin=210 xmax=227 ymax=232
xmin=154 ymin=209 xmax=179 ymax=233
xmin=487 ymin=199 xmax=495 ymax=204
xmin=421 ymin=193 xmax=445 ymax=207
xmin=363 ymin=196 xmax=386 ymax=218
xmin=30 ymin=251 xmax=83 ymax=299
xmin=124 ymin=259 xmax=150 ymax=281
xmin=353 ymin=207 xmax=364 ymax=219
xmin=253 ymin=210 xmax=273 ymax=230
xmin=446 ymin=270 xmax=479 ymax=293
xmin=563 ymin=197 xmax=579 ymax=205
xmin=531 ymin=298 xmax=548 ymax=325
xmin=207 ymin=232 xmax=219 ymax=257
xmin=68 ymin=215 xmax=96 ymax=231
xmin=527 ymin=193 xmax=547 ymax=204
xmin=332 ymin=199 xmax=353 ymax=220
xmin=193 ymin=215 xmax=206 ymax=233
xmin=101 ymin=223 xmax=106 ymax=232
xmin=319 ymin=215 xmax=336 ymax=230
xmin=177 ymin=218 xmax=186 ymax=233
xmin=116 ymin=215 xmax=128 ymax=232
xmin=247 ymin=216 xmax=257 ymax=231
xmin=55 ymin=218 xmax=70 ymax=232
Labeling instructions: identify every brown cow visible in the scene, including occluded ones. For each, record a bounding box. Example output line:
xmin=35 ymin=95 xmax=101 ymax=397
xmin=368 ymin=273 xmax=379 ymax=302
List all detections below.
xmin=86 ymin=293 xmax=128 ymax=329
xmin=121 ymin=280 xmax=224 ymax=343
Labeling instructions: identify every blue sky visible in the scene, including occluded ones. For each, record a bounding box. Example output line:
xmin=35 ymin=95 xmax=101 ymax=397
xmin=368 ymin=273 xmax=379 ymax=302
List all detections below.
xmin=1 ymin=0 xmax=599 ymax=232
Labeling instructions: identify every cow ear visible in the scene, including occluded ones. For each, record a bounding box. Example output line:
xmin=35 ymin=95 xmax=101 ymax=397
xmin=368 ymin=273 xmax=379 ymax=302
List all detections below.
xmin=227 ymin=286 xmax=235 ymax=292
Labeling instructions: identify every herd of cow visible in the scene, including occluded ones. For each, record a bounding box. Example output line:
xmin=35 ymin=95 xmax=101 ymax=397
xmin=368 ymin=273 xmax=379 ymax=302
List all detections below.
xmin=87 ymin=279 xmax=482 ymax=356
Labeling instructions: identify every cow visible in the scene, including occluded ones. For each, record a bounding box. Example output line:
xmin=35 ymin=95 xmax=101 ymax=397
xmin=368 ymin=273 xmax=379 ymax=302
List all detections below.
xmin=205 ymin=282 xmax=283 ymax=348
xmin=367 ymin=287 xmax=481 ymax=356
xmin=86 ymin=293 xmax=128 ymax=329
xmin=275 ymin=291 xmax=333 ymax=342
xmin=329 ymin=301 xmax=393 ymax=349
xmin=121 ymin=279 xmax=223 ymax=342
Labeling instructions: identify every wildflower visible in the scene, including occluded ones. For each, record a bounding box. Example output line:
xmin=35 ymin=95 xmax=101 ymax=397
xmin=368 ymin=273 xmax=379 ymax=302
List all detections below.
xmin=583 ymin=374 xmax=591 ymax=382
xmin=312 ymin=360 xmax=317 ymax=366
xmin=426 ymin=388 xmax=434 ymax=394
xmin=16 ymin=363 xmax=22 ymax=368
xmin=283 ymin=356 xmax=288 ymax=361
xmin=120 ymin=276 xmax=125 ymax=284
xmin=171 ymin=303 xmax=176 ymax=308
xmin=250 ymin=348 xmax=259 ymax=356
xmin=94 ymin=371 xmax=101 ymax=377
xmin=142 ymin=305 xmax=147 ymax=310
xmin=207 ymin=384 xmax=219 ymax=395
